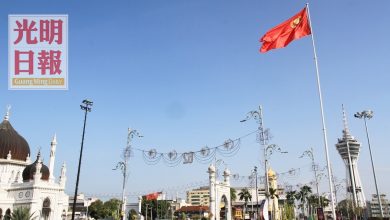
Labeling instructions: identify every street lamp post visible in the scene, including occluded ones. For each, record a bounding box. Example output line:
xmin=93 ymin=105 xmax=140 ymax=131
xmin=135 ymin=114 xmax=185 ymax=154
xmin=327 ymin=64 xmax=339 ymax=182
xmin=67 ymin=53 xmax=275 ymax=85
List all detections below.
xmin=354 ymin=110 xmax=384 ymax=217
xmin=72 ymin=99 xmax=93 ymax=220
xmin=300 ymin=147 xmax=321 ymax=207
xmin=114 ymin=128 xmax=142 ymax=220
xmin=333 ymin=178 xmax=345 ymax=206
xmin=264 ymin=144 xmax=287 ymax=220
xmin=248 ymin=171 xmax=255 ymax=218
xmin=241 ymin=106 xmax=270 ymax=204
xmin=241 ymin=106 xmax=288 ymax=220
xmin=146 ymin=204 xmax=149 ymax=220
xmin=264 ymin=144 xmax=288 ymax=180
xmin=254 ymin=166 xmax=259 ymax=220
xmin=264 ymin=144 xmax=287 ymax=188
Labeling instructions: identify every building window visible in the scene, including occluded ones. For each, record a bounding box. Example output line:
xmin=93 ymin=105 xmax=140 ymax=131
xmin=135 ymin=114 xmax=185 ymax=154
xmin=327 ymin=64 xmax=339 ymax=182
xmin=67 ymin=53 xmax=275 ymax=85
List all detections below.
xmin=62 ymin=209 xmax=67 ymax=220
xmin=42 ymin=198 xmax=51 ymax=220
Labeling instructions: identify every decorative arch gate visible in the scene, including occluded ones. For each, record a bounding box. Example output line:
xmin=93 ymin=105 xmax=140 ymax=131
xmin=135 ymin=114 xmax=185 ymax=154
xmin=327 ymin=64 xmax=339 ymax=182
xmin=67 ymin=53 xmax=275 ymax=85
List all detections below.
xmin=208 ymin=164 xmax=232 ymax=220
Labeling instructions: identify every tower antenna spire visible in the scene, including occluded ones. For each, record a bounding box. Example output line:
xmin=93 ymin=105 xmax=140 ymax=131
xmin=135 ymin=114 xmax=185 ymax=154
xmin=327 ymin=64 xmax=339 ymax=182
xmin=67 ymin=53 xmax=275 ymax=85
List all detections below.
xmin=4 ymin=105 xmax=11 ymax=120
xmin=342 ymin=104 xmax=351 ymax=139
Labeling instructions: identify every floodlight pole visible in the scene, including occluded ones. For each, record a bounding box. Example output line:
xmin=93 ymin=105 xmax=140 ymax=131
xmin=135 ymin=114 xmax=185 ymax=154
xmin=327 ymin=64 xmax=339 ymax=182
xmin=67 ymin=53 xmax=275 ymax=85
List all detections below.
xmin=354 ymin=110 xmax=383 ymax=217
xmin=71 ymin=99 xmax=93 ymax=220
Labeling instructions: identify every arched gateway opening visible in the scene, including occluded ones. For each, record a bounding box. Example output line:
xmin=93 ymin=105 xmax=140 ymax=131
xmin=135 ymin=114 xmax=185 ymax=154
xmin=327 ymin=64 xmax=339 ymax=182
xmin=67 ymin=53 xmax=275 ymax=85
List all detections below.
xmin=219 ymin=195 xmax=229 ymax=220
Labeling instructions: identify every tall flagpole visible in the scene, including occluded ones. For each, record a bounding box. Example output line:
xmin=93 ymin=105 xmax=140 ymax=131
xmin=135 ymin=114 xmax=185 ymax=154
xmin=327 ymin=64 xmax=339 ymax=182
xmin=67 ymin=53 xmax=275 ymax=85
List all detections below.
xmin=306 ymin=3 xmax=336 ymax=219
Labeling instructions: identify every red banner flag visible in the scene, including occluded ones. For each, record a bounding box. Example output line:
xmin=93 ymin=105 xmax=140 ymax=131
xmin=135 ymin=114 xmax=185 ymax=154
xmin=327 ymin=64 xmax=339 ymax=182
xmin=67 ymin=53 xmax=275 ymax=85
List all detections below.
xmin=260 ymin=7 xmax=311 ymax=53
xmin=144 ymin=192 xmax=161 ymax=200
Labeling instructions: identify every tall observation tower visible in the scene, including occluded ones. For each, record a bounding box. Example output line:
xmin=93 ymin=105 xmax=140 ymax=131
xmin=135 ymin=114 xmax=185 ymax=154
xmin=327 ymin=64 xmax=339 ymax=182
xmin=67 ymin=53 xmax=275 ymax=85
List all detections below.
xmin=336 ymin=106 xmax=366 ymax=208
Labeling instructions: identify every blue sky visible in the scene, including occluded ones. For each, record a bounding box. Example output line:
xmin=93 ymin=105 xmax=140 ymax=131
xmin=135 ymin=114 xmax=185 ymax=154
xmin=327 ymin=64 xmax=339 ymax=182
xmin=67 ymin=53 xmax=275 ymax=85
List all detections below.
xmin=1 ymin=0 xmax=389 ymax=202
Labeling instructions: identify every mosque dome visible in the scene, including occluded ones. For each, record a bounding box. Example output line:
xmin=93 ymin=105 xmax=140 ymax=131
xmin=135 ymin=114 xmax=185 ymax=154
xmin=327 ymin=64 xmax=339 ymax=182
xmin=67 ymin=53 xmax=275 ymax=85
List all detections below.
xmin=0 ymin=114 xmax=31 ymax=161
xmin=268 ymin=168 xmax=276 ymax=177
xmin=22 ymin=153 xmax=50 ymax=181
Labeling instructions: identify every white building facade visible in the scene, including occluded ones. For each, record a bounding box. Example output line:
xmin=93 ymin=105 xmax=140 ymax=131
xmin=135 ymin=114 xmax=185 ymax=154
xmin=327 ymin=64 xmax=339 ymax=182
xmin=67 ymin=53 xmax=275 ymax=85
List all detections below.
xmin=187 ymin=186 xmax=210 ymax=206
xmin=0 ymin=109 xmax=68 ymax=219
xmin=367 ymin=194 xmax=390 ymax=218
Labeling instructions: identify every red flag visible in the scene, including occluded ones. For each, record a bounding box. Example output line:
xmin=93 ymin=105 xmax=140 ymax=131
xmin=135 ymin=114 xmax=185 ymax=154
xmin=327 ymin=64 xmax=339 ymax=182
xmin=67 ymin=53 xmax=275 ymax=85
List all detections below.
xmin=144 ymin=192 xmax=161 ymax=200
xmin=260 ymin=7 xmax=311 ymax=53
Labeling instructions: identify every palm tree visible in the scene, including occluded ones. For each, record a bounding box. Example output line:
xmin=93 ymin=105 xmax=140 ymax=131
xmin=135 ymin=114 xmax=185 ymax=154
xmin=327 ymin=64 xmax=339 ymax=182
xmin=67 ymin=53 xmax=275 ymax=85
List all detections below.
xmin=238 ymin=188 xmax=252 ymax=214
xmin=9 ymin=207 xmax=36 ymax=220
xmin=268 ymin=188 xmax=279 ymax=200
xmin=319 ymin=195 xmax=330 ymax=208
xmin=295 ymin=185 xmax=312 ymax=218
xmin=307 ymin=195 xmax=317 ymax=218
xmin=286 ymin=191 xmax=296 ymax=206
xmin=267 ymin=188 xmax=279 ymax=220
xmin=230 ymin=188 xmax=237 ymax=219
xmin=230 ymin=187 xmax=237 ymax=203
xmin=285 ymin=191 xmax=297 ymax=220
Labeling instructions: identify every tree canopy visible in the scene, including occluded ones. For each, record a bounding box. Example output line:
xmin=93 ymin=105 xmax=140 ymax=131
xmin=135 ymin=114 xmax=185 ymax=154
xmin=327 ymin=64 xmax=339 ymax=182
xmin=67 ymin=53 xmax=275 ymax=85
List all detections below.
xmin=128 ymin=209 xmax=138 ymax=220
xmin=89 ymin=198 xmax=122 ymax=220
xmin=141 ymin=199 xmax=170 ymax=220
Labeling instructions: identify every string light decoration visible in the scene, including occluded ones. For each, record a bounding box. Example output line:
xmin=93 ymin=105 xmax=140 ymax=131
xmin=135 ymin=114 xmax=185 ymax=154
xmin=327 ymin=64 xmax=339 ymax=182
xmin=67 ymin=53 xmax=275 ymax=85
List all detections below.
xmin=232 ymin=167 xmax=303 ymax=185
xmin=83 ymin=164 xmax=317 ymax=200
xmin=83 ymin=179 xmax=210 ymax=199
xmin=133 ymin=130 xmax=257 ymax=166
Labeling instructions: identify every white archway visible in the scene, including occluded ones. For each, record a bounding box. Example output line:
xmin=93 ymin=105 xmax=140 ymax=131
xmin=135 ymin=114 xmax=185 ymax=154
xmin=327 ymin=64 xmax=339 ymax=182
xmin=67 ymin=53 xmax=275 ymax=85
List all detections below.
xmin=208 ymin=164 xmax=232 ymax=220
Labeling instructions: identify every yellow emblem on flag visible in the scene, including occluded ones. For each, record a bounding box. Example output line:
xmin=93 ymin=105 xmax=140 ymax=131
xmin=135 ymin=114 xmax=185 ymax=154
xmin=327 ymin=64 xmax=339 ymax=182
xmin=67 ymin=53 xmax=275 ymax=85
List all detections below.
xmin=290 ymin=16 xmax=301 ymax=28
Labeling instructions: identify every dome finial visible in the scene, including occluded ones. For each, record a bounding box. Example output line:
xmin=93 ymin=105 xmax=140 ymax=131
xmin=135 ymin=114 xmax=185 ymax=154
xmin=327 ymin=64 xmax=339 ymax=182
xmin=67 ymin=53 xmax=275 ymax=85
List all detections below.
xmin=4 ymin=105 xmax=11 ymax=121
xmin=37 ymin=147 xmax=42 ymax=161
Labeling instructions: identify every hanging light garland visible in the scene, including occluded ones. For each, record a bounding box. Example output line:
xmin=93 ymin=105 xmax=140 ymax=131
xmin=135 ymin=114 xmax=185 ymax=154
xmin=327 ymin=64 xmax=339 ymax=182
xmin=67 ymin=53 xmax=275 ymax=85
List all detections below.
xmin=84 ymin=165 xmax=311 ymax=200
xmin=133 ymin=130 xmax=258 ymax=166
